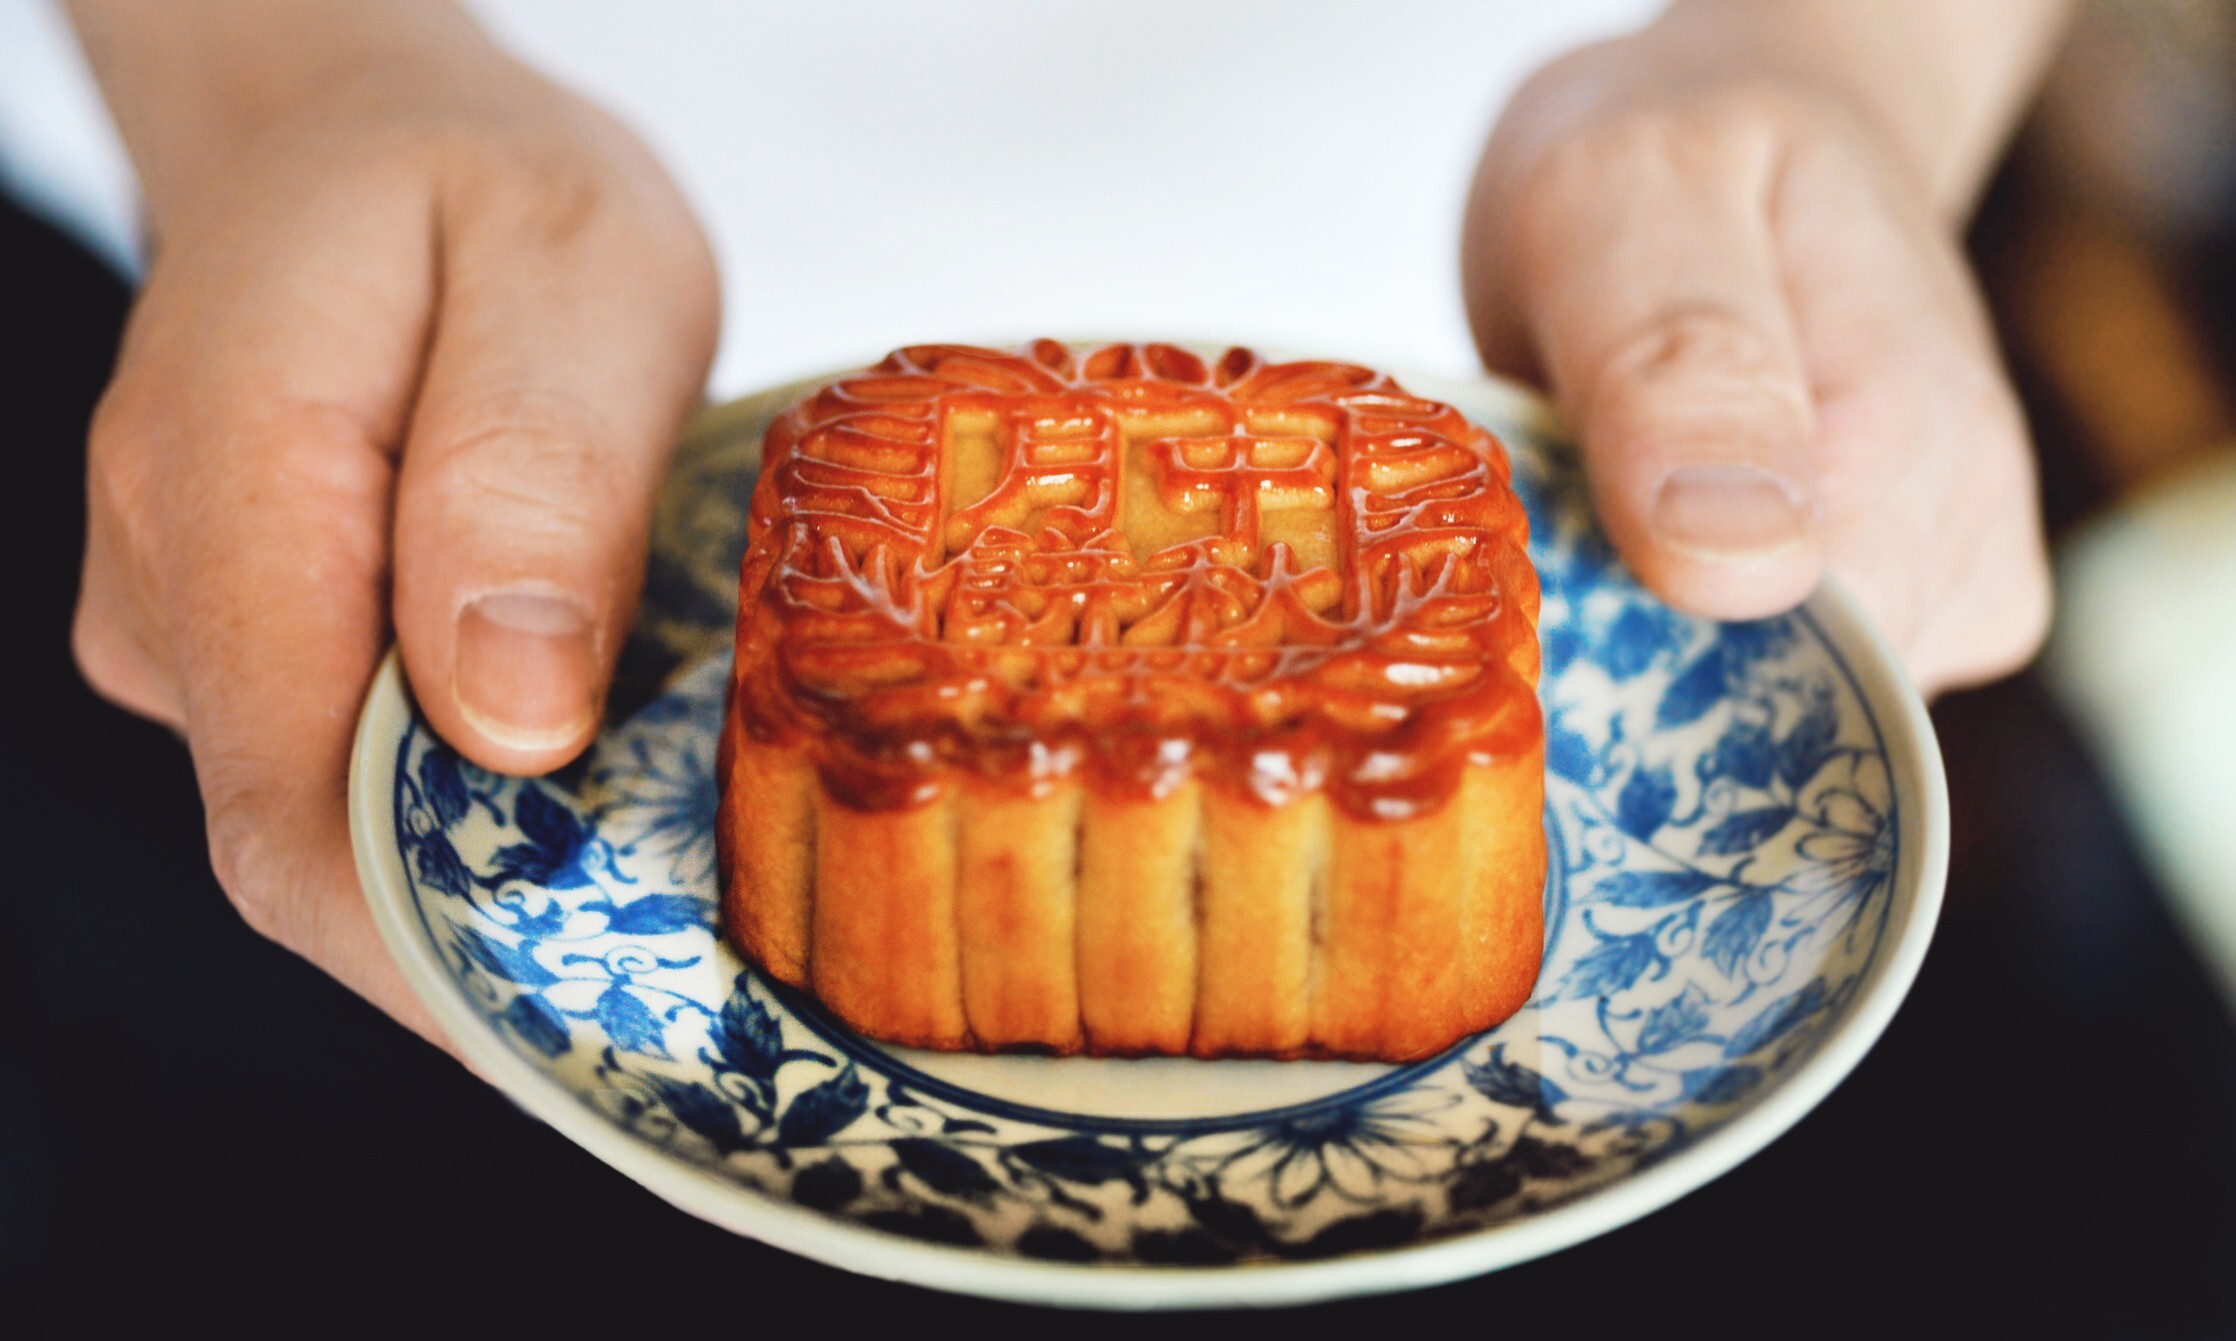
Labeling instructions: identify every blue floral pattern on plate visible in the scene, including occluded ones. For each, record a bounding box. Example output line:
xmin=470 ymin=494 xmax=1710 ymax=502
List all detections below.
xmin=352 ymin=371 xmax=1940 ymax=1304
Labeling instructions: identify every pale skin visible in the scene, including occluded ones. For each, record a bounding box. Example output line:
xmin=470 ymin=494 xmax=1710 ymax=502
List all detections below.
xmin=65 ymin=0 xmax=2069 ymax=1054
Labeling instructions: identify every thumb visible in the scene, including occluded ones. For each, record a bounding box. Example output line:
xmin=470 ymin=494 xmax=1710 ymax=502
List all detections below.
xmin=1484 ymin=123 xmax=1823 ymax=619
xmin=393 ymin=148 xmax=716 ymax=775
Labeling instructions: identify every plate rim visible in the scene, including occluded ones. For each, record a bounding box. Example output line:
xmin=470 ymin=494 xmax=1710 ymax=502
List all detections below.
xmin=349 ymin=367 xmax=1949 ymax=1310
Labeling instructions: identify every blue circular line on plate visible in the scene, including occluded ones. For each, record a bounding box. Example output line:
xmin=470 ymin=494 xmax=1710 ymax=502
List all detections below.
xmin=391 ymin=600 xmax=1897 ymax=1142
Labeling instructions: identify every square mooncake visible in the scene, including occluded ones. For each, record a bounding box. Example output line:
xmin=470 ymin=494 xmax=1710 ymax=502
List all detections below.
xmin=717 ymin=341 xmax=1544 ymax=1060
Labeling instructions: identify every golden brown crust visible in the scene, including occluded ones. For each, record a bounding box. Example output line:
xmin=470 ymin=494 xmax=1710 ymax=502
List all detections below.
xmin=809 ymin=788 xmax=968 ymax=1049
xmin=1076 ymin=784 xmax=1200 ymax=1055
xmin=717 ymin=342 xmax=1546 ymax=1061
xmin=716 ymin=725 xmax=814 ymax=989
xmin=1192 ymin=790 xmax=1317 ymax=1058
xmin=955 ymin=783 xmax=1084 ymax=1050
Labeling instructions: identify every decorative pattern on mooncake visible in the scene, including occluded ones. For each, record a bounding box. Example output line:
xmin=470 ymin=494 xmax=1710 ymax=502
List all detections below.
xmin=717 ymin=341 xmax=1545 ymax=1060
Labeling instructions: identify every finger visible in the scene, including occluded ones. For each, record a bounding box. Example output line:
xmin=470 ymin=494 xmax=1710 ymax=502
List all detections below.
xmin=391 ymin=129 xmax=718 ymax=776
xmin=73 ymin=449 xmax=187 ymax=730
xmin=1489 ymin=112 xmax=1824 ymax=619
xmin=98 ymin=161 xmax=457 ymax=1053
xmin=1770 ymin=140 xmax=2051 ymax=693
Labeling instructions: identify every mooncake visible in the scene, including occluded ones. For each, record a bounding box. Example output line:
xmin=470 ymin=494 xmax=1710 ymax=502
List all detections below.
xmin=717 ymin=341 xmax=1544 ymax=1060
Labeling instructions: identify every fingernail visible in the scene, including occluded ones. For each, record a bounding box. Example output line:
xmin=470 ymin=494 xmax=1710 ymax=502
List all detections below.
xmin=454 ymin=591 xmax=600 ymax=754
xmin=1651 ymin=464 xmax=1811 ymax=563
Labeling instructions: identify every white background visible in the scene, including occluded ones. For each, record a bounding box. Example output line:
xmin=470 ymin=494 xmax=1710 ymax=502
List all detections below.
xmin=0 ymin=0 xmax=1659 ymax=394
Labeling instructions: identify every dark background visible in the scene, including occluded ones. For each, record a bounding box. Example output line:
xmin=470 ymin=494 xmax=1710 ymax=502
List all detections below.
xmin=11 ymin=53 xmax=2236 ymax=1332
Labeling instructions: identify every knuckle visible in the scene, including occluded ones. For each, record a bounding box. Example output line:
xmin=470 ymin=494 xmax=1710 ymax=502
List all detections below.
xmin=76 ymin=394 xmax=181 ymax=719
xmin=1604 ymin=305 xmax=1784 ymax=385
xmin=1937 ymin=466 xmax=2054 ymax=687
xmin=493 ymin=145 xmax=613 ymax=252
xmin=85 ymin=391 xmax=164 ymax=538
xmin=1510 ymin=84 xmax=1808 ymax=252
xmin=1689 ymin=81 xmax=1815 ymax=142
xmin=1987 ymin=530 xmax=2055 ymax=676
xmin=70 ymin=601 xmax=148 ymax=709
xmin=1509 ymin=131 xmax=1629 ymax=236
xmin=414 ymin=390 xmax=618 ymax=538
xmin=454 ymin=120 xmax=715 ymax=303
xmin=1523 ymin=96 xmax=1772 ymax=200
xmin=204 ymin=402 xmax=396 ymax=581
xmin=1590 ymin=306 xmax=1805 ymax=428
xmin=1950 ymin=581 xmax=2051 ymax=689
xmin=443 ymin=116 xmax=636 ymax=254
xmin=204 ymin=795 xmax=303 ymax=948
xmin=2008 ymin=569 xmax=2054 ymax=666
xmin=237 ymin=399 xmax=396 ymax=502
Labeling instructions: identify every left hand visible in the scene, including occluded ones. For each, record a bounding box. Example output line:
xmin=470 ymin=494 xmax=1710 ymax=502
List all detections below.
xmin=1463 ymin=32 xmax=2052 ymax=695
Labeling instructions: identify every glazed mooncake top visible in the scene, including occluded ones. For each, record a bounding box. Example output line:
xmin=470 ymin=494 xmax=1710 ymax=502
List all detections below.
xmin=733 ymin=341 xmax=1540 ymax=817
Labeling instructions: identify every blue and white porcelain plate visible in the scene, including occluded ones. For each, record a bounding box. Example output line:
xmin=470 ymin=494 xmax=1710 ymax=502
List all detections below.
xmin=349 ymin=365 xmax=1946 ymax=1309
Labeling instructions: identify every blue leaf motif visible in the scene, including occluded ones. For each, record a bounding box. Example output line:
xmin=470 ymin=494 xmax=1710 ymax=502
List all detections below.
xmin=1722 ymin=617 xmax=1797 ymax=670
xmin=512 ymin=899 xmax=570 ymax=939
xmin=1699 ymin=806 xmax=1796 ymax=855
xmin=649 ymin=1076 xmax=747 ymax=1152
xmin=592 ymin=984 xmax=670 ymax=1057
xmin=1703 ymin=718 xmax=1776 ymax=790
xmin=1593 ymin=868 xmax=1722 ymax=907
xmin=1778 ymin=692 xmax=1839 ymax=788
xmin=1291 ymin=1209 xmax=1425 ymax=1260
xmin=420 ymin=749 xmax=471 ymax=828
xmin=1462 ymin=1046 xmax=1568 ymax=1117
xmin=776 ymin=1063 xmax=868 ymax=1147
xmin=1724 ymin=978 xmax=1828 ymax=1058
xmin=1016 ymin=1226 xmax=1101 ymax=1263
xmin=1636 ymin=984 xmax=1712 ymax=1053
xmin=486 ymin=843 xmax=563 ymax=889
xmin=890 ymin=1138 xmax=1003 ymax=1202
xmin=587 ymin=893 xmax=712 ymax=936
xmin=711 ymin=983 xmax=786 ymax=1080
xmin=1130 ymin=1227 xmax=1242 ymax=1266
xmin=1616 ymin=764 xmax=1677 ymax=840
xmin=1681 ymin=1064 xmax=1762 ymax=1105
xmin=1563 ymin=530 xmax=1617 ymax=589
xmin=489 ymin=787 xmax=595 ymax=889
xmin=1593 ymin=605 xmax=1675 ymax=682
xmin=1656 ymin=645 xmax=1729 ymax=728
xmin=1702 ymin=893 xmax=1773 ymax=978
xmin=1542 ymin=624 xmax=1583 ymax=678
xmin=410 ymin=832 xmax=473 ymax=899
xmin=517 ymin=784 xmax=584 ymax=852
xmin=1546 ymin=715 xmax=1598 ymax=786
xmin=1447 ymin=1160 xmax=1524 ymax=1212
xmin=1187 ymin=1190 xmax=1272 ymax=1249
xmin=499 ymin=993 xmax=570 ymax=1058
xmin=1553 ymin=931 xmax=1662 ymax=1001
xmin=861 ymin=1205 xmax=981 ymax=1247
xmin=455 ymin=926 xmax=557 ymax=987
xmin=1518 ymin=473 xmax=1555 ymax=543
xmin=1506 ymin=1135 xmax=1590 ymax=1179
xmin=790 ymin=1159 xmax=863 ymax=1211
xmin=1011 ymin=1136 xmax=1155 ymax=1187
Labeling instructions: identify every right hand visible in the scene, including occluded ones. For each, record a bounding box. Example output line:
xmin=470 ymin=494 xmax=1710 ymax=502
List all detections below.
xmin=71 ymin=29 xmax=719 ymax=1046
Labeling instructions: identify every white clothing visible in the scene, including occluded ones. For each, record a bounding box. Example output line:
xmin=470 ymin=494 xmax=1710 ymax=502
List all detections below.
xmin=0 ymin=0 xmax=1658 ymax=395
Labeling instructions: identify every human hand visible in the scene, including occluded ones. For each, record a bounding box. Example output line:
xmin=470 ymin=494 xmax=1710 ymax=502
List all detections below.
xmin=1464 ymin=13 xmax=2058 ymax=695
xmin=69 ymin=6 xmax=718 ymax=1045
